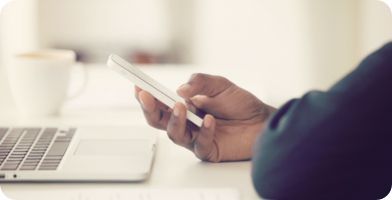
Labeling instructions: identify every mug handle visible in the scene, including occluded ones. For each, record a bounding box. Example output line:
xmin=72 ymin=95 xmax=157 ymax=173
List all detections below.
xmin=67 ymin=62 xmax=88 ymax=100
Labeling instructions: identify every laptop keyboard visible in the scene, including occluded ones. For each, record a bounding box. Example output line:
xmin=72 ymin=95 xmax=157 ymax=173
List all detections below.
xmin=0 ymin=128 xmax=75 ymax=171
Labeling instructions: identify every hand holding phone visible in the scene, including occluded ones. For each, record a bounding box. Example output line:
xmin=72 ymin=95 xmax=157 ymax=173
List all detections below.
xmin=107 ymin=54 xmax=203 ymax=127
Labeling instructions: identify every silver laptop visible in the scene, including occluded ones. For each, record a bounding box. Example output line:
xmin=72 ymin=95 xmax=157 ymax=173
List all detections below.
xmin=0 ymin=126 xmax=157 ymax=182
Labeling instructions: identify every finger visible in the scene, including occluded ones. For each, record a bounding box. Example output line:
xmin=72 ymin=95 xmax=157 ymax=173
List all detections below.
xmin=167 ymin=103 xmax=193 ymax=149
xmin=188 ymin=95 xmax=225 ymax=118
xmin=139 ymin=91 xmax=171 ymax=129
xmin=194 ymin=115 xmax=219 ymax=162
xmin=134 ymin=86 xmax=142 ymax=101
xmin=189 ymin=95 xmax=212 ymax=111
xmin=139 ymin=90 xmax=169 ymax=112
xmin=177 ymin=73 xmax=232 ymax=99
xmin=184 ymin=99 xmax=198 ymax=114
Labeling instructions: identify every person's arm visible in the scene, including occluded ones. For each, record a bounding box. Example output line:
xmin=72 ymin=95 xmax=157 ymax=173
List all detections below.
xmin=135 ymin=74 xmax=276 ymax=162
xmin=252 ymin=42 xmax=392 ymax=199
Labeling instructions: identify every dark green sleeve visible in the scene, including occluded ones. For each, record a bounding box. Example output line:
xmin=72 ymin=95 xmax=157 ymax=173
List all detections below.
xmin=252 ymin=42 xmax=392 ymax=199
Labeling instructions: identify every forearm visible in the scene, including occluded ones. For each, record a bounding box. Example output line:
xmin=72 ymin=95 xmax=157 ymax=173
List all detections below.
xmin=252 ymin=42 xmax=392 ymax=199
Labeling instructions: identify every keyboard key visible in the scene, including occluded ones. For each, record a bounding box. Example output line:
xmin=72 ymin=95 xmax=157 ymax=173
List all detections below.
xmin=20 ymin=166 xmax=37 ymax=170
xmin=23 ymin=160 xmax=40 ymax=164
xmin=0 ymin=127 xmax=75 ymax=171
xmin=46 ymin=142 xmax=70 ymax=156
xmin=0 ymin=128 xmax=8 ymax=141
xmin=2 ymin=164 xmax=19 ymax=170
xmin=38 ymin=167 xmax=57 ymax=171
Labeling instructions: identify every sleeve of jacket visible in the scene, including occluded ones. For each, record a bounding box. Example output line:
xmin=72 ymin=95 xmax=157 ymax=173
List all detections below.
xmin=252 ymin=42 xmax=392 ymax=199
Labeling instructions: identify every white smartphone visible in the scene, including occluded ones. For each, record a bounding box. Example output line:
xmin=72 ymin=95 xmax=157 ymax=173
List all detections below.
xmin=107 ymin=54 xmax=203 ymax=127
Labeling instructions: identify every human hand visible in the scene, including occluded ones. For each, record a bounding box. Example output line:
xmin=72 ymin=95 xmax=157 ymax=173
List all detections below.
xmin=135 ymin=73 xmax=276 ymax=162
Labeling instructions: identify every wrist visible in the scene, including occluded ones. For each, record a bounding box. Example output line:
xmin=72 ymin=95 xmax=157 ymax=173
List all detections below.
xmin=247 ymin=104 xmax=276 ymax=159
xmin=266 ymin=105 xmax=277 ymax=118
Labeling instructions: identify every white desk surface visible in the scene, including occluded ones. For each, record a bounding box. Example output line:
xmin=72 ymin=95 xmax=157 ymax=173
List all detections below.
xmin=0 ymin=65 xmax=261 ymax=200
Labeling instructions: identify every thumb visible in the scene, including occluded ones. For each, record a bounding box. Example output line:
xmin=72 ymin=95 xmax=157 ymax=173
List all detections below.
xmin=177 ymin=73 xmax=232 ymax=99
xmin=189 ymin=95 xmax=212 ymax=111
xmin=194 ymin=115 xmax=220 ymax=162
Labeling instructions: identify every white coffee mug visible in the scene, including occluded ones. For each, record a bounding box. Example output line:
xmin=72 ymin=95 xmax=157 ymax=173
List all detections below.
xmin=7 ymin=49 xmax=85 ymax=117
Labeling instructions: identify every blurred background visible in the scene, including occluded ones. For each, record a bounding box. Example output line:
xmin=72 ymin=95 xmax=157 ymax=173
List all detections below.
xmin=0 ymin=0 xmax=392 ymax=115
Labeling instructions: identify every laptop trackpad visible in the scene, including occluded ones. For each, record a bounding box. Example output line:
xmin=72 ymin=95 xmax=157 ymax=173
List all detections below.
xmin=74 ymin=139 xmax=149 ymax=156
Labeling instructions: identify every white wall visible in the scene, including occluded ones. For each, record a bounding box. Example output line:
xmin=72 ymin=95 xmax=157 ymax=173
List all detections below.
xmin=359 ymin=0 xmax=392 ymax=57
xmin=189 ymin=0 xmax=392 ymax=106
xmin=191 ymin=0 xmax=364 ymax=106
xmin=304 ymin=0 xmax=360 ymax=90
xmin=37 ymin=0 xmax=171 ymax=61
xmin=1 ymin=0 xmax=392 ymax=109
xmin=191 ymin=0 xmax=311 ymax=105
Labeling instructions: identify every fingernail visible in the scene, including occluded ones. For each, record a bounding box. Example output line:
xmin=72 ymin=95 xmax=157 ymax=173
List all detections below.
xmin=140 ymin=98 xmax=145 ymax=109
xmin=190 ymin=95 xmax=203 ymax=107
xmin=179 ymin=84 xmax=190 ymax=92
xmin=204 ymin=115 xmax=212 ymax=128
xmin=173 ymin=105 xmax=180 ymax=117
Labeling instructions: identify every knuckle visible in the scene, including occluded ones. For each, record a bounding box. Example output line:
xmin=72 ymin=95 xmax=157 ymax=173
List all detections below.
xmin=146 ymin=119 xmax=159 ymax=128
xmin=196 ymin=142 xmax=221 ymax=163
xmin=177 ymin=137 xmax=189 ymax=146
xmin=190 ymin=73 xmax=231 ymax=86
xmin=145 ymin=115 xmax=161 ymax=129
xmin=217 ymin=76 xmax=228 ymax=82
xmin=167 ymin=130 xmax=188 ymax=146
xmin=167 ymin=131 xmax=175 ymax=141
xmin=196 ymin=153 xmax=219 ymax=163
xmin=206 ymin=154 xmax=221 ymax=163
xmin=167 ymin=131 xmax=180 ymax=144
xmin=216 ymin=76 xmax=231 ymax=85
xmin=190 ymin=73 xmax=207 ymax=83
xmin=195 ymin=153 xmax=208 ymax=162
